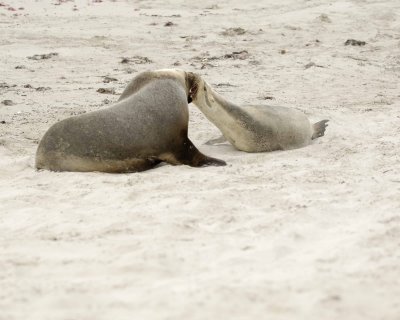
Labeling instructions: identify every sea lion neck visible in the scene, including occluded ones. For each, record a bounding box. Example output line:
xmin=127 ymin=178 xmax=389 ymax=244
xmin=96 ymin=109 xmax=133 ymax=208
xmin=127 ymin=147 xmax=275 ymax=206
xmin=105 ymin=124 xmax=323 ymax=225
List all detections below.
xmin=193 ymin=82 xmax=253 ymax=129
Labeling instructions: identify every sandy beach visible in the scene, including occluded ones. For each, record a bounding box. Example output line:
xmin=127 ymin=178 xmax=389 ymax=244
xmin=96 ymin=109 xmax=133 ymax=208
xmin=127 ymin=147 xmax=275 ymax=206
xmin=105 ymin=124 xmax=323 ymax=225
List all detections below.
xmin=1 ymin=0 xmax=399 ymax=319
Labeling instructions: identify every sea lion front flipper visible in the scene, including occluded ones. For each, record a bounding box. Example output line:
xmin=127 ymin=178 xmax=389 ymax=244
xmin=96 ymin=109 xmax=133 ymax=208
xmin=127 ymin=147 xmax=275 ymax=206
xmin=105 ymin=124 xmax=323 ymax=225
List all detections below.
xmin=197 ymin=156 xmax=227 ymax=167
xmin=204 ymin=135 xmax=227 ymax=145
xmin=173 ymin=137 xmax=226 ymax=167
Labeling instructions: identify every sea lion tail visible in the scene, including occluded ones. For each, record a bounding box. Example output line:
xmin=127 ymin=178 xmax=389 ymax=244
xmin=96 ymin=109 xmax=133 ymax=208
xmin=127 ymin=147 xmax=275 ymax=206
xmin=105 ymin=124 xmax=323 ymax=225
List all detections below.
xmin=312 ymin=120 xmax=329 ymax=140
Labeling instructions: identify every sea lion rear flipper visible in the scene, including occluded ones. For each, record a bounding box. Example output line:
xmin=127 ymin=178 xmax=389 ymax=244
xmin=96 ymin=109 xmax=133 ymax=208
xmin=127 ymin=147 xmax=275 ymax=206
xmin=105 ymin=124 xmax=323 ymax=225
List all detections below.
xmin=205 ymin=135 xmax=227 ymax=145
xmin=312 ymin=120 xmax=329 ymax=140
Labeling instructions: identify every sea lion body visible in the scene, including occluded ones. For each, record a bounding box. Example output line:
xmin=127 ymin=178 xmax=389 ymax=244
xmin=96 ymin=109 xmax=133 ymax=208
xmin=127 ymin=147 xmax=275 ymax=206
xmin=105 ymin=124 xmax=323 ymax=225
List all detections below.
xmin=227 ymin=105 xmax=314 ymax=152
xmin=36 ymin=70 xmax=225 ymax=172
xmin=189 ymin=74 xmax=328 ymax=152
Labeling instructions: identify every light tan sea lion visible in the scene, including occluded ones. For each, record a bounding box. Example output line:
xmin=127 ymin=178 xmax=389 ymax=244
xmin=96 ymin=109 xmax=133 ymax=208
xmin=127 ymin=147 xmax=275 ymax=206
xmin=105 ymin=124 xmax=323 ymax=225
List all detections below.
xmin=188 ymin=73 xmax=328 ymax=152
xmin=35 ymin=69 xmax=226 ymax=173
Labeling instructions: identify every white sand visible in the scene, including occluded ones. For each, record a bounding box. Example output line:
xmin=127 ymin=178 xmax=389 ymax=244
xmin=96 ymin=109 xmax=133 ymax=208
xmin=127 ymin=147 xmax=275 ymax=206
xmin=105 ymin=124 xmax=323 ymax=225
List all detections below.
xmin=1 ymin=0 xmax=399 ymax=319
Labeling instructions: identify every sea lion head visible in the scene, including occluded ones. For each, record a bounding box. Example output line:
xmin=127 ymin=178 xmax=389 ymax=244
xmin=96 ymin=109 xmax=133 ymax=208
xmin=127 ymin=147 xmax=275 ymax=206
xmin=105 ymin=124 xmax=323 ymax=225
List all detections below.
xmin=185 ymin=72 xmax=214 ymax=109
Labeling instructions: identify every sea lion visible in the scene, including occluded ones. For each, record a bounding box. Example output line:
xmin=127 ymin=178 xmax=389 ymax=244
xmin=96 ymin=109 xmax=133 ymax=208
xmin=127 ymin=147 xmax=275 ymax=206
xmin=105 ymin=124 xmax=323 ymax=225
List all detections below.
xmin=35 ymin=69 xmax=226 ymax=173
xmin=187 ymin=73 xmax=328 ymax=152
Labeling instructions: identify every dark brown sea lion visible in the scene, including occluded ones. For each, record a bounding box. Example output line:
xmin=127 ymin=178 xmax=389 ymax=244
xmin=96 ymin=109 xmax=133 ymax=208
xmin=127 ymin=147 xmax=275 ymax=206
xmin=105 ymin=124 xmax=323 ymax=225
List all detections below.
xmin=36 ymin=69 xmax=226 ymax=172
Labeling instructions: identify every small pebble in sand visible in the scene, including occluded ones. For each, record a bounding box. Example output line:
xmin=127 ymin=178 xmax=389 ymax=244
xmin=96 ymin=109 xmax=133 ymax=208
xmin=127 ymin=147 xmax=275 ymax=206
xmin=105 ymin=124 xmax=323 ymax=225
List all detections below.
xmin=124 ymin=68 xmax=136 ymax=74
xmin=280 ymin=49 xmax=286 ymax=54
xmin=318 ymin=14 xmax=331 ymax=23
xmin=224 ymin=50 xmax=249 ymax=60
xmin=27 ymin=52 xmax=58 ymax=60
xmin=0 ymin=82 xmax=16 ymax=89
xmin=201 ymin=63 xmax=215 ymax=69
xmin=120 ymin=56 xmax=152 ymax=64
xmin=164 ymin=21 xmax=175 ymax=27
xmin=249 ymin=60 xmax=261 ymax=65
xmin=103 ymin=76 xmax=118 ymax=83
xmin=1 ymin=100 xmax=14 ymax=106
xmin=206 ymin=4 xmax=220 ymax=9
xmin=97 ymin=88 xmax=116 ymax=94
xmin=221 ymin=27 xmax=247 ymax=36
xmin=215 ymin=83 xmax=236 ymax=87
xmin=36 ymin=87 xmax=51 ymax=91
xmin=304 ymin=62 xmax=325 ymax=69
xmin=0 ymin=120 xmax=6 ymax=124
xmin=259 ymin=96 xmax=275 ymax=100
xmin=345 ymin=39 xmax=366 ymax=46
xmin=305 ymin=62 xmax=316 ymax=69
